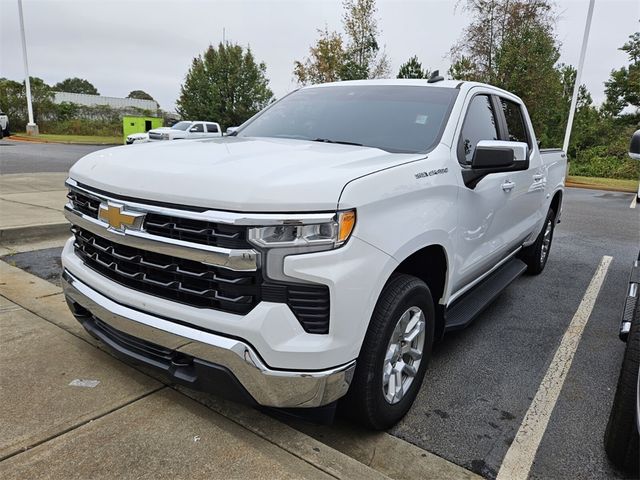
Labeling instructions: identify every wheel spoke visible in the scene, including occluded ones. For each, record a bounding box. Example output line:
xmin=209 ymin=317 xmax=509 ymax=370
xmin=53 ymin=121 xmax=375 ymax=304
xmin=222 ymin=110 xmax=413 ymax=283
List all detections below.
xmin=403 ymin=319 xmax=424 ymax=344
xmin=402 ymin=363 xmax=417 ymax=377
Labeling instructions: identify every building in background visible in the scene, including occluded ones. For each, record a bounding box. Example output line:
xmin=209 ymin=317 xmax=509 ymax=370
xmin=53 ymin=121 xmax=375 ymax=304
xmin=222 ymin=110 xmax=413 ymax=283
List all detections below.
xmin=53 ymin=92 xmax=158 ymax=111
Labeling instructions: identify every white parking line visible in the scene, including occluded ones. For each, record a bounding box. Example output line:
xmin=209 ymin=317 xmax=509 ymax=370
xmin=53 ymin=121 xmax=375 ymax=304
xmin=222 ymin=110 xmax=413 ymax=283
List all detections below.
xmin=496 ymin=255 xmax=613 ymax=480
xmin=630 ymin=194 xmax=637 ymax=209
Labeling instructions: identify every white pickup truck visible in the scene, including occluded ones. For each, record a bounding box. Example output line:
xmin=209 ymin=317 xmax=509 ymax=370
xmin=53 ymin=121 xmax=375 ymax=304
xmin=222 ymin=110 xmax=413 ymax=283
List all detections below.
xmin=0 ymin=111 xmax=9 ymax=139
xmin=147 ymin=120 xmax=222 ymax=141
xmin=62 ymin=79 xmax=566 ymax=428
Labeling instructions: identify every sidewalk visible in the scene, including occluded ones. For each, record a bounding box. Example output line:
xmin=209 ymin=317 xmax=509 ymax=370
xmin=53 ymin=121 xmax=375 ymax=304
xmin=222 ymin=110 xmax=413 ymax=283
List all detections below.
xmin=0 ymin=259 xmax=480 ymax=480
xmin=0 ymin=173 xmax=69 ymax=244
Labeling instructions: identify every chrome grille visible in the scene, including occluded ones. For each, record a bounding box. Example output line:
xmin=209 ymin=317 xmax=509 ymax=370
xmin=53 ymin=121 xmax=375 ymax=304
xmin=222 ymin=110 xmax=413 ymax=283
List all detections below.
xmin=144 ymin=213 xmax=249 ymax=249
xmin=67 ymin=190 xmax=100 ymax=218
xmin=67 ymin=187 xmax=250 ymax=249
xmin=72 ymin=226 xmax=258 ymax=314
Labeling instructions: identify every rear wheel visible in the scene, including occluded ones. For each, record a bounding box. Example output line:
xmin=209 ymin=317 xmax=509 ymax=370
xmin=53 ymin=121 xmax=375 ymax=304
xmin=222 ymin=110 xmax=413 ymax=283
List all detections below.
xmin=520 ymin=208 xmax=555 ymax=275
xmin=344 ymin=273 xmax=434 ymax=430
xmin=604 ymin=302 xmax=639 ymax=476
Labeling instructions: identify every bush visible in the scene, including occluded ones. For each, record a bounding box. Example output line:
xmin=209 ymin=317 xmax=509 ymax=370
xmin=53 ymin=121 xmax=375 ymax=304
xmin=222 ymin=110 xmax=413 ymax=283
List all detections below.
xmin=569 ymin=135 xmax=640 ymax=179
xmin=39 ymin=119 xmax=122 ymax=136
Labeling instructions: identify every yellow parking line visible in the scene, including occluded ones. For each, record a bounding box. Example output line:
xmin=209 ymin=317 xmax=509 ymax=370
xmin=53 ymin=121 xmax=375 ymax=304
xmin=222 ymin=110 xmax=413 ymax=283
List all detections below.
xmin=496 ymin=255 xmax=613 ymax=480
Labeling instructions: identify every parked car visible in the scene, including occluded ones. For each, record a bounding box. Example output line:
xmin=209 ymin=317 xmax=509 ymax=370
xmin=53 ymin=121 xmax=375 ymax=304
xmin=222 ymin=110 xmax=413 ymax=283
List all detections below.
xmin=125 ymin=132 xmax=149 ymax=145
xmin=147 ymin=121 xmax=222 ymax=141
xmin=604 ymin=130 xmax=640 ymax=477
xmin=61 ymin=78 xmax=566 ymax=429
xmin=0 ymin=111 xmax=9 ymax=139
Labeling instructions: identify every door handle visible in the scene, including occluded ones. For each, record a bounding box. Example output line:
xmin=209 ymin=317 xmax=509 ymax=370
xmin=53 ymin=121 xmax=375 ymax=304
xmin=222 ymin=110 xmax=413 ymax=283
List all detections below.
xmin=501 ymin=181 xmax=515 ymax=192
xmin=533 ymin=174 xmax=544 ymax=181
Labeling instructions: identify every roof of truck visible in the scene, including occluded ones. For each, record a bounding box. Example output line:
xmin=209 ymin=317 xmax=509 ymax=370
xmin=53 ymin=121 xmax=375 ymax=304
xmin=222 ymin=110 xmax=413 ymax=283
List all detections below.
xmin=304 ymin=79 xmax=523 ymax=103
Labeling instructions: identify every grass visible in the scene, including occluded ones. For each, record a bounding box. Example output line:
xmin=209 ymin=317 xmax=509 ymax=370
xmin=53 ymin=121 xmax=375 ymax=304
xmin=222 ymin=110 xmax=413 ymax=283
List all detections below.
xmin=11 ymin=133 xmax=122 ymax=145
xmin=566 ymin=175 xmax=638 ymax=193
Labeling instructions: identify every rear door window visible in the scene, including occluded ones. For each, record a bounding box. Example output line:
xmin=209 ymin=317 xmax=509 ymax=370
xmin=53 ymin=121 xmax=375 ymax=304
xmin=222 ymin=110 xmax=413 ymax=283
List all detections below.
xmin=459 ymin=95 xmax=499 ymax=165
xmin=206 ymin=123 xmax=219 ymax=133
xmin=500 ymin=98 xmax=530 ymax=147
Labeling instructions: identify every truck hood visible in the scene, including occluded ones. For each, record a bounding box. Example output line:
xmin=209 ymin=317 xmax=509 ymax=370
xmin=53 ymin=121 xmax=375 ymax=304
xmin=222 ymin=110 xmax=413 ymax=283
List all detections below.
xmin=69 ymin=137 xmax=425 ymax=212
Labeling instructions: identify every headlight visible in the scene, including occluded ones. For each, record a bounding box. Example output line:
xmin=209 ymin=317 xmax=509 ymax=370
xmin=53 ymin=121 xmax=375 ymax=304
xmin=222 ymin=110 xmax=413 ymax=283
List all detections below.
xmin=248 ymin=210 xmax=356 ymax=250
xmin=247 ymin=210 xmax=356 ymax=283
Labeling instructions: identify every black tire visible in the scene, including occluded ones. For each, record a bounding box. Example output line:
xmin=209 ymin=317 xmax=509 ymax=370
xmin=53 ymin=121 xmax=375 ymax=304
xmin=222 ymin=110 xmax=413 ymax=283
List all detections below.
xmin=520 ymin=208 xmax=556 ymax=275
xmin=604 ymin=300 xmax=639 ymax=476
xmin=344 ymin=273 xmax=435 ymax=430
xmin=0 ymin=128 xmax=3 ymax=139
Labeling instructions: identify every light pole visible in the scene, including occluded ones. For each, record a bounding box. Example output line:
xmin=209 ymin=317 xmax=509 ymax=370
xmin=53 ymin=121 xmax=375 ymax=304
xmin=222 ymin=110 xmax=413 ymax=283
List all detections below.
xmin=562 ymin=0 xmax=595 ymax=154
xmin=18 ymin=0 xmax=38 ymax=135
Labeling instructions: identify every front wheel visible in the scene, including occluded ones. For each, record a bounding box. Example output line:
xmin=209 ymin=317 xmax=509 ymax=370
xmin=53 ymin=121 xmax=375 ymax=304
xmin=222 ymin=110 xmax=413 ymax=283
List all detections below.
xmin=344 ymin=273 xmax=435 ymax=430
xmin=520 ymin=208 xmax=556 ymax=275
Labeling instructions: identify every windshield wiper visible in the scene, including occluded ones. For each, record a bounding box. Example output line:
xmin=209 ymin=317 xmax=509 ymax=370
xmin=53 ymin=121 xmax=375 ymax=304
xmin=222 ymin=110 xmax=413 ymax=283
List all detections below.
xmin=312 ymin=138 xmax=364 ymax=147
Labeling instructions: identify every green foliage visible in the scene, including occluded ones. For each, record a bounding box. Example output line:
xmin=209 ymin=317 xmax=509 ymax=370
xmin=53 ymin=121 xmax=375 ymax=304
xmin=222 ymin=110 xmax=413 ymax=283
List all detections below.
xmin=397 ymin=56 xmax=429 ymax=79
xmin=293 ymin=0 xmax=389 ymax=85
xmin=294 ymin=28 xmax=346 ymax=85
xmin=127 ymin=90 xmax=155 ymax=101
xmin=53 ymin=77 xmax=99 ymax=95
xmin=176 ymin=42 xmax=274 ymax=129
xmin=603 ymin=31 xmax=640 ymax=115
xmin=0 ymin=76 xmax=54 ymax=130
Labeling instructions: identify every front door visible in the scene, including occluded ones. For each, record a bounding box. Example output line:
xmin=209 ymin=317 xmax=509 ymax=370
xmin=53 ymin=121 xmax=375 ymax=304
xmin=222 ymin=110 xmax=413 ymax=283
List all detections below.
xmin=452 ymin=93 xmax=523 ymax=294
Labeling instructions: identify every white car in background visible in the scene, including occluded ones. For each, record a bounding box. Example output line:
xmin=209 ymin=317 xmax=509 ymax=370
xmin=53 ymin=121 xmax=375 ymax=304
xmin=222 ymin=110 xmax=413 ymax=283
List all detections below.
xmin=148 ymin=121 xmax=222 ymax=141
xmin=0 ymin=111 xmax=9 ymax=139
xmin=125 ymin=132 xmax=149 ymax=145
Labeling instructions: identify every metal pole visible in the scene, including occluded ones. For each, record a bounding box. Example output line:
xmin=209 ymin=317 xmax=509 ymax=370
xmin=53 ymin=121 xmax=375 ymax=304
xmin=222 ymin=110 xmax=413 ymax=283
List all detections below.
xmin=17 ymin=0 xmax=38 ymax=135
xmin=562 ymin=0 xmax=595 ymax=153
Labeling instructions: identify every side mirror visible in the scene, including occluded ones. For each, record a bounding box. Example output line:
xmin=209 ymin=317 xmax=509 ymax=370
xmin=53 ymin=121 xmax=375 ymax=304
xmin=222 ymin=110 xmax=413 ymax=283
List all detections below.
xmin=629 ymin=130 xmax=640 ymax=160
xmin=226 ymin=126 xmax=239 ymax=136
xmin=189 ymin=127 xmax=199 ymax=132
xmin=463 ymin=140 xmax=529 ymax=189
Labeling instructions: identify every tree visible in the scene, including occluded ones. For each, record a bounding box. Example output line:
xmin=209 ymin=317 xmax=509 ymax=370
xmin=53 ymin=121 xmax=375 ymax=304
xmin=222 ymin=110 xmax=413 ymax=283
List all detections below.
xmin=603 ymin=31 xmax=640 ymax=116
xmin=342 ymin=0 xmax=389 ymax=79
xmin=293 ymin=0 xmax=389 ymax=85
xmin=397 ymin=56 xmax=429 ymax=79
xmin=449 ymin=0 xmax=565 ymax=146
xmin=53 ymin=77 xmax=99 ymax=95
xmin=127 ymin=90 xmax=155 ymax=101
xmin=294 ymin=28 xmax=346 ymax=85
xmin=176 ymin=43 xmax=274 ymax=129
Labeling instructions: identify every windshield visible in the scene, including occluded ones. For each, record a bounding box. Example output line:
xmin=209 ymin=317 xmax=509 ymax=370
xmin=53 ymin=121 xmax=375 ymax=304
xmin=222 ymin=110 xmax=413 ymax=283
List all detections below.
xmin=171 ymin=121 xmax=191 ymax=131
xmin=237 ymin=85 xmax=458 ymax=153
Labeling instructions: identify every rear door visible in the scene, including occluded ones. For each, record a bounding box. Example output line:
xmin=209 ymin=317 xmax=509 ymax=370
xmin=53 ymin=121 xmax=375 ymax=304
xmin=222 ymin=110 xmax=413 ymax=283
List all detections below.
xmin=205 ymin=123 xmax=220 ymax=137
xmin=496 ymin=97 xmax=545 ymax=242
xmin=453 ymin=92 xmax=520 ymax=293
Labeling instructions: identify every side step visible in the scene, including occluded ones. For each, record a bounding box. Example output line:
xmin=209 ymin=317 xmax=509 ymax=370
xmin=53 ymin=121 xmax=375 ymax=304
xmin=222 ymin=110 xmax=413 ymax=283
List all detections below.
xmin=444 ymin=257 xmax=527 ymax=331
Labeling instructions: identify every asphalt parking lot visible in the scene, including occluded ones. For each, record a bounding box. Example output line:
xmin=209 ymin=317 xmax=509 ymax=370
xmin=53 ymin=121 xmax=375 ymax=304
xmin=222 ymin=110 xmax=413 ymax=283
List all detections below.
xmin=0 ymin=139 xmax=108 ymax=174
xmin=1 ymin=140 xmax=638 ymax=479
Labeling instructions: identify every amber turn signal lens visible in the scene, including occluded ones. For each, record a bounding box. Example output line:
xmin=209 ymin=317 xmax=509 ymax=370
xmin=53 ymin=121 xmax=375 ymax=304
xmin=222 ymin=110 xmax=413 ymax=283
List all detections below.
xmin=337 ymin=210 xmax=356 ymax=244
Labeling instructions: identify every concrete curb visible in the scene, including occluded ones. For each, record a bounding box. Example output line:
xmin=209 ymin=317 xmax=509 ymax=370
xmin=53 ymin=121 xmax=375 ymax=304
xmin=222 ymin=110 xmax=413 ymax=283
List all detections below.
xmin=6 ymin=135 xmax=120 ymax=146
xmin=0 ymin=222 xmax=70 ymax=244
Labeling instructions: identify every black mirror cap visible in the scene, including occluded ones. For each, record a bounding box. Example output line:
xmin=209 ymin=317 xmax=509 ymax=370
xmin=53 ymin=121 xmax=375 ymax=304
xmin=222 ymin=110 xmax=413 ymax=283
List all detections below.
xmin=471 ymin=146 xmax=515 ymax=169
xmin=629 ymin=129 xmax=640 ymax=158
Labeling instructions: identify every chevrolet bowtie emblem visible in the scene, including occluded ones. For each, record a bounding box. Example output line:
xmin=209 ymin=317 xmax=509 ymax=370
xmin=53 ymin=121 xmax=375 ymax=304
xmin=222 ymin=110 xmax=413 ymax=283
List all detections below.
xmin=98 ymin=202 xmax=145 ymax=231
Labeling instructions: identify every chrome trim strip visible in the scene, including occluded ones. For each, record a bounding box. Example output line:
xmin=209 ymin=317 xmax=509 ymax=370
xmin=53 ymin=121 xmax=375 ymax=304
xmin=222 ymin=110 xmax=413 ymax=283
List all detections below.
xmin=448 ymin=247 xmax=523 ymax=305
xmin=66 ymin=178 xmax=336 ymax=226
xmin=64 ymin=207 xmax=259 ymax=272
xmin=62 ymin=269 xmax=355 ymax=408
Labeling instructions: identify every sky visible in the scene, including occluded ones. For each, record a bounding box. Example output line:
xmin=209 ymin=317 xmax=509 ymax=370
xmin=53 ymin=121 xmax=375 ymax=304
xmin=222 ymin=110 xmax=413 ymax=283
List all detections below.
xmin=1 ymin=0 xmax=638 ymax=112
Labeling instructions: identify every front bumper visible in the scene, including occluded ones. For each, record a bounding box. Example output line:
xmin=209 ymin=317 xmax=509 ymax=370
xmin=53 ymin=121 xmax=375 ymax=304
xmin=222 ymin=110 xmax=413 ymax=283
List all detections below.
xmin=62 ymin=269 xmax=355 ymax=408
